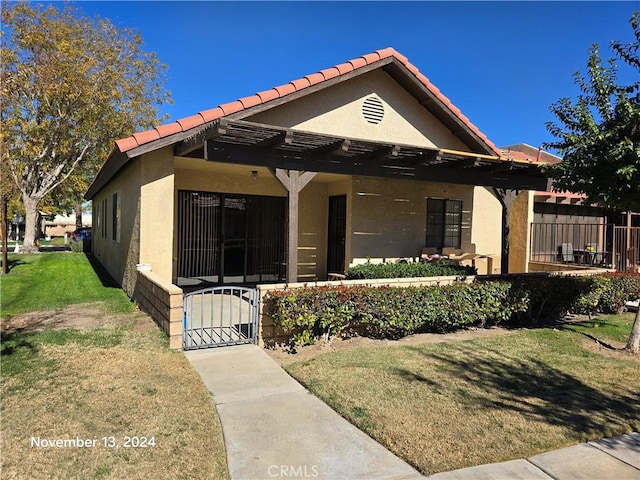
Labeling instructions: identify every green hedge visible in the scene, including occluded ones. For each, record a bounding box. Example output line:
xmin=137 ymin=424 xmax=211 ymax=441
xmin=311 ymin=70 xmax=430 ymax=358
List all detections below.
xmin=500 ymin=272 xmax=640 ymax=323
xmin=264 ymin=272 xmax=640 ymax=346
xmin=344 ymin=260 xmax=476 ymax=280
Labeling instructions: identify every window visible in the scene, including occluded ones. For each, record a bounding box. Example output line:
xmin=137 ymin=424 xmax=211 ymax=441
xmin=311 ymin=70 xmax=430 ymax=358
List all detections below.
xmin=95 ymin=202 xmax=101 ymax=237
xmin=112 ymin=192 xmax=121 ymax=242
xmin=426 ymin=198 xmax=462 ymax=249
xmin=101 ymin=198 xmax=108 ymax=239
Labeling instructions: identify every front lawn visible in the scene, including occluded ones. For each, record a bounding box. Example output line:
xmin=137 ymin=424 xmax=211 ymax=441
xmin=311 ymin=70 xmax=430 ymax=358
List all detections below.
xmin=285 ymin=314 xmax=640 ymax=475
xmin=1 ymin=253 xmax=134 ymax=317
xmin=1 ymin=316 xmax=229 ymax=479
xmin=1 ymin=253 xmax=229 ymax=479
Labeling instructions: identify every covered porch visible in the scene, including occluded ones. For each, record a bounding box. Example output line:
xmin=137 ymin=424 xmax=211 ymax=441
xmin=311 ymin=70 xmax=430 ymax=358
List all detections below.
xmin=171 ymin=119 xmax=548 ymax=286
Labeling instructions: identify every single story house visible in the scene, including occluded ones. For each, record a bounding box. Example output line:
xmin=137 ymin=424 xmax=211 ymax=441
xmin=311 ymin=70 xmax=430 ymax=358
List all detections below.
xmin=85 ymin=48 xmax=548 ymax=348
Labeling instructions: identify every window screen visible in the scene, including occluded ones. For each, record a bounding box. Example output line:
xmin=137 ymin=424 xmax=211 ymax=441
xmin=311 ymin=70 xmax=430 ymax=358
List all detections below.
xmin=426 ymin=198 xmax=462 ymax=249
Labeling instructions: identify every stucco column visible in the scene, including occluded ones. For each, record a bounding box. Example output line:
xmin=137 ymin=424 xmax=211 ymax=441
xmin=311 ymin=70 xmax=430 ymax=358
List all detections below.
xmin=508 ymin=190 xmax=534 ymax=273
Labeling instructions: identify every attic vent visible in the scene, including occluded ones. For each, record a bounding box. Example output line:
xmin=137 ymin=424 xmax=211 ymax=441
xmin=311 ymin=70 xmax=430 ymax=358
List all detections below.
xmin=362 ymin=96 xmax=385 ymax=124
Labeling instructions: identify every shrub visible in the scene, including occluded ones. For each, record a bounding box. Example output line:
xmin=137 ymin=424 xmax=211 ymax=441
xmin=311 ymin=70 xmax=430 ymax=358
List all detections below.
xmin=501 ymin=272 xmax=640 ymax=323
xmin=344 ymin=260 xmax=476 ymax=280
xmin=265 ymin=281 xmax=524 ymax=345
xmin=265 ymin=272 xmax=640 ymax=345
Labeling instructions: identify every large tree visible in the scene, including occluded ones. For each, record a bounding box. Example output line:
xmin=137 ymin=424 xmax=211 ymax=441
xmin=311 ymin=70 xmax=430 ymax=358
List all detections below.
xmin=1 ymin=2 xmax=171 ymax=251
xmin=544 ymin=13 xmax=640 ymax=352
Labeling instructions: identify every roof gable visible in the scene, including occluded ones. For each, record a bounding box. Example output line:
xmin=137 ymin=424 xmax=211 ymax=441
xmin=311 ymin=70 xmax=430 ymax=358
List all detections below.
xmin=114 ymin=48 xmax=502 ymax=158
xmin=245 ymin=68 xmax=471 ymax=152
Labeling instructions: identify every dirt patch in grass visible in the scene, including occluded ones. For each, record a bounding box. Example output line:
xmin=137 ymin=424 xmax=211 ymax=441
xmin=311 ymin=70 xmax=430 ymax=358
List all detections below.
xmin=1 ymin=303 xmax=142 ymax=334
xmin=265 ymin=326 xmax=515 ymax=366
xmin=1 ymin=310 xmax=229 ymax=480
xmin=579 ymin=337 xmax=639 ymax=360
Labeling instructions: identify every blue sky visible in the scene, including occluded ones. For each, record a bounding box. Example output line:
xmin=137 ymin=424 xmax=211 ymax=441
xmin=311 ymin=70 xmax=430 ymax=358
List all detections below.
xmin=75 ymin=1 xmax=637 ymax=151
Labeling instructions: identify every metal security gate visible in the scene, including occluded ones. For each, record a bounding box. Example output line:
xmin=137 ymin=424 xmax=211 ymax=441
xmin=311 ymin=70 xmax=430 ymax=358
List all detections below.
xmin=183 ymin=286 xmax=259 ymax=350
xmin=613 ymin=226 xmax=640 ymax=272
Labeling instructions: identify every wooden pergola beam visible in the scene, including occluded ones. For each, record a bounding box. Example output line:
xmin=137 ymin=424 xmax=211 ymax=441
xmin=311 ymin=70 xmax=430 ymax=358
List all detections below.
xmin=206 ymin=141 xmax=548 ymax=190
xmin=174 ymin=121 xmax=227 ymax=157
xmin=271 ymin=168 xmax=317 ymax=283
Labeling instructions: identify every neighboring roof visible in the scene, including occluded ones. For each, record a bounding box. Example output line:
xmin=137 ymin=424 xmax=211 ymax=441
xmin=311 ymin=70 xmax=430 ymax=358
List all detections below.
xmin=534 ymin=190 xmax=587 ymax=202
xmin=500 ymin=143 xmax=587 ymax=201
xmin=501 ymin=143 xmax=562 ymax=165
xmin=114 ymin=47 xmax=504 ymax=157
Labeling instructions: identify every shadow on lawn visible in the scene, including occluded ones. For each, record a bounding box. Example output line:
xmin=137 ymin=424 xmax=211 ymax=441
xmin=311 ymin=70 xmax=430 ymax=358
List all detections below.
xmin=84 ymin=253 xmax=121 ymax=289
xmin=405 ymin=344 xmax=640 ymax=437
xmin=0 ymin=256 xmax=26 ymax=273
xmin=0 ymin=330 xmax=38 ymax=357
xmin=559 ymin=319 xmax=626 ymax=350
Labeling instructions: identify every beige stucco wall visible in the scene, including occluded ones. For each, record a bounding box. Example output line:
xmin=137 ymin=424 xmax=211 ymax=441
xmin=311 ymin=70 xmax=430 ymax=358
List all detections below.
xmin=140 ymin=148 xmax=175 ymax=282
xmin=91 ymin=161 xmax=142 ymax=296
xmin=509 ymin=190 xmax=534 ymax=273
xmin=91 ymin=148 xmax=176 ymax=296
xmin=471 ymin=187 xmax=503 ymax=273
xmin=349 ymin=176 xmax=478 ymax=264
xmin=93 ymin=151 xmax=506 ymax=294
xmin=298 ymin=182 xmax=328 ymax=281
xmin=248 ymin=69 xmax=471 ymax=151
xmin=172 ymin=162 xmax=504 ymax=278
xmin=174 ymin=162 xmax=287 ymax=197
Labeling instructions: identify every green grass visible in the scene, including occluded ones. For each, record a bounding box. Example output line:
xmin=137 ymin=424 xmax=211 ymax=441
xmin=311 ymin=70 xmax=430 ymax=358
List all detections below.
xmin=0 ymin=253 xmax=133 ymax=317
xmin=0 ymin=251 xmax=229 ymax=479
xmin=561 ymin=313 xmax=636 ymax=345
xmin=38 ymin=236 xmax=67 ymax=246
xmin=286 ymin=314 xmax=640 ymax=475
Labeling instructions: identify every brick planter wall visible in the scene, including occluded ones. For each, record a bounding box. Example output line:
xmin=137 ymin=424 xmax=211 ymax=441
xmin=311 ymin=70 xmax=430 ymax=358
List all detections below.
xmin=134 ymin=271 xmax=183 ymax=349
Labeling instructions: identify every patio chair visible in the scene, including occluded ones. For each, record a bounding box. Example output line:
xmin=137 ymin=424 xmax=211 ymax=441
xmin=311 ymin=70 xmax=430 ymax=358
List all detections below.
xmin=585 ymin=243 xmax=600 ymax=265
xmin=447 ymin=253 xmax=481 ymax=264
xmin=558 ymin=243 xmax=574 ymax=263
xmin=327 ymin=261 xmax=346 ymax=281
xmin=421 ymin=248 xmax=445 ymax=262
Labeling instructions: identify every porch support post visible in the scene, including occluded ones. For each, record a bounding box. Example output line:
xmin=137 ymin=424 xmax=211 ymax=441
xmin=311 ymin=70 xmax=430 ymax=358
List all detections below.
xmin=493 ymin=188 xmax=520 ymax=274
xmin=272 ymin=168 xmax=317 ymax=283
xmin=492 ymin=188 xmax=536 ymax=274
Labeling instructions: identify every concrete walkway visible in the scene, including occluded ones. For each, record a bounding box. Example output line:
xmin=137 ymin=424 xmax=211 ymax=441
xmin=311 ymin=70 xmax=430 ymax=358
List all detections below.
xmin=430 ymin=433 xmax=640 ymax=480
xmin=186 ymin=344 xmax=422 ymax=480
xmin=186 ymin=344 xmax=640 ymax=480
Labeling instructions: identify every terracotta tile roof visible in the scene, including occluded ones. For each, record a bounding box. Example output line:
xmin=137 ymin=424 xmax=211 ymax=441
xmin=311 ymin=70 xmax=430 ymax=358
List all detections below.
xmin=501 ymin=144 xmax=578 ymax=197
xmin=115 ymin=48 xmax=503 ymax=157
xmin=501 ymin=144 xmax=562 ymax=165
xmin=535 ymin=190 xmax=587 ymax=200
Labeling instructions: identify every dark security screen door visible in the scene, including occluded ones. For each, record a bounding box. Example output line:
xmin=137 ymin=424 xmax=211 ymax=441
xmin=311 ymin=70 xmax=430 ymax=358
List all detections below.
xmin=177 ymin=190 xmax=285 ymax=286
xmin=177 ymin=191 xmax=221 ymax=282
xmin=327 ymin=195 xmax=347 ymax=274
xmin=222 ymin=197 xmax=247 ymax=283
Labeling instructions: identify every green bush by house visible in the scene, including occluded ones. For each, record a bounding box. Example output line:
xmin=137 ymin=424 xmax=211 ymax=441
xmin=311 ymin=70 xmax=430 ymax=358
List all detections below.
xmin=344 ymin=259 xmax=476 ymax=280
xmin=265 ymin=272 xmax=640 ymax=345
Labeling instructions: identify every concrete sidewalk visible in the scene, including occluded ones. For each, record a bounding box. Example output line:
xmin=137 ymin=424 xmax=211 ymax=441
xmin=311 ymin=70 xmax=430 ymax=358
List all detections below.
xmin=430 ymin=433 xmax=640 ymax=480
xmin=186 ymin=344 xmax=640 ymax=480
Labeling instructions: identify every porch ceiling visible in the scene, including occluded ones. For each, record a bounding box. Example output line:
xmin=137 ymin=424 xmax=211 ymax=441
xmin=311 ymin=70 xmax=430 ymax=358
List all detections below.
xmin=174 ymin=158 xmax=345 ymax=183
xmin=175 ymin=119 xmax=549 ymax=191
